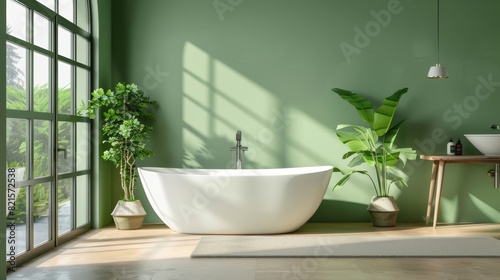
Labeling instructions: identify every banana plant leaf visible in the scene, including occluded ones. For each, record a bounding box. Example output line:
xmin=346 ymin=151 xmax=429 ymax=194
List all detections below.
xmin=332 ymin=88 xmax=374 ymax=125
xmin=332 ymin=167 xmax=379 ymax=195
xmin=346 ymin=153 xmax=366 ymax=167
xmin=373 ymin=88 xmax=408 ymax=136
xmin=332 ymin=167 xmax=370 ymax=188
xmin=335 ymin=129 xmax=371 ymax=152
xmin=383 ymin=119 xmax=406 ymax=149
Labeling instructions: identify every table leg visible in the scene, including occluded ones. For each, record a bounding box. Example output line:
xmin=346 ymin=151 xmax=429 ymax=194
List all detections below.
xmin=433 ymin=160 xmax=446 ymax=228
xmin=426 ymin=161 xmax=439 ymax=225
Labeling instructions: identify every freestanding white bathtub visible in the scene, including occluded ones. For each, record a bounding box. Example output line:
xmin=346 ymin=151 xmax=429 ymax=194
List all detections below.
xmin=138 ymin=166 xmax=333 ymax=234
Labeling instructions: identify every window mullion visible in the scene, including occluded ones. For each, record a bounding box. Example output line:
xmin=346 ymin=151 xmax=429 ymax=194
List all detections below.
xmin=52 ymin=13 xmax=60 ymax=247
xmin=28 ymin=9 xmax=34 ymax=112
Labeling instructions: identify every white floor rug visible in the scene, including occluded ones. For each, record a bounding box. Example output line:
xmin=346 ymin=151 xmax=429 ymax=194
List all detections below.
xmin=191 ymin=235 xmax=500 ymax=258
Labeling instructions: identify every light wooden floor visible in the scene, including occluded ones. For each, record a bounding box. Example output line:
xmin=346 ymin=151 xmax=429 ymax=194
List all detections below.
xmin=7 ymin=223 xmax=500 ymax=279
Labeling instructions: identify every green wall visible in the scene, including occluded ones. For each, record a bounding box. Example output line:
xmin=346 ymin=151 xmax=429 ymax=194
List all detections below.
xmin=110 ymin=0 xmax=500 ymax=224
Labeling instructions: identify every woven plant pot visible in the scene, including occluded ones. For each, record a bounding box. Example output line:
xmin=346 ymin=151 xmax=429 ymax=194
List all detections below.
xmin=367 ymin=196 xmax=399 ymax=227
xmin=111 ymin=200 xmax=147 ymax=230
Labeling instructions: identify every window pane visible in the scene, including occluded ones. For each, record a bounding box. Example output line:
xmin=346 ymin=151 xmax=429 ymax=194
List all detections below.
xmin=33 ymin=12 xmax=51 ymax=50
xmin=76 ymin=67 xmax=89 ymax=114
xmin=76 ymin=0 xmax=89 ymax=32
xmin=37 ymin=0 xmax=55 ymax=11
xmin=6 ymin=42 xmax=27 ymax=110
xmin=7 ymin=0 xmax=28 ymax=41
xmin=57 ymin=26 xmax=73 ymax=59
xmin=76 ymin=35 xmax=89 ymax=65
xmin=58 ymin=61 xmax=73 ymax=114
xmin=34 ymin=183 xmax=51 ymax=248
xmin=59 ymin=0 xmax=74 ymax=23
xmin=58 ymin=121 xmax=74 ymax=174
xmin=76 ymin=175 xmax=88 ymax=227
xmin=76 ymin=122 xmax=89 ymax=171
xmin=58 ymin=178 xmax=73 ymax=236
xmin=6 ymin=118 xmax=28 ymax=172
xmin=34 ymin=52 xmax=51 ymax=113
xmin=34 ymin=120 xmax=51 ymax=178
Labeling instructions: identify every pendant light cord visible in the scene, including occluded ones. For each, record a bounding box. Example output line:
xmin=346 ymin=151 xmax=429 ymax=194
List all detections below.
xmin=437 ymin=0 xmax=440 ymax=64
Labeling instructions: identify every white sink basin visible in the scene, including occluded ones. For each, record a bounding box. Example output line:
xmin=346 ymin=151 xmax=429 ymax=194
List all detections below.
xmin=464 ymin=134 xmax=500 ymax=156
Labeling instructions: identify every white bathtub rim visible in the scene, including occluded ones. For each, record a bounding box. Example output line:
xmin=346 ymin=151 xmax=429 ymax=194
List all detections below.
xmin=138 ymin=165 xmax=333 ymax=176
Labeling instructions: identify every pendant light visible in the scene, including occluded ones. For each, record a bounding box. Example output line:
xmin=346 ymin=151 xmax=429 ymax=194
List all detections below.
xmin=428 ymin=0 xmax=448 ymax=78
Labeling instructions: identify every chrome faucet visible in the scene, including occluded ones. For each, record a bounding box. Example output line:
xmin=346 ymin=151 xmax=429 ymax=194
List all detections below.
xmin=230 ymin=130 xmax=248 ymax=169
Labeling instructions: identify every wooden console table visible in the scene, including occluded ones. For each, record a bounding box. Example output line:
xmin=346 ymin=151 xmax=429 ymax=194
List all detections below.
xmin=420 ymin=155 xmax=500 ymax=228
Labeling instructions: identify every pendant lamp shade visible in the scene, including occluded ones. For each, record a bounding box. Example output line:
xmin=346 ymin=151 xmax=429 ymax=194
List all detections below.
xmin=428 ymin=64 xmax=448 ymax=79
xmin=428 ymin=0 xmax=448 ymax=78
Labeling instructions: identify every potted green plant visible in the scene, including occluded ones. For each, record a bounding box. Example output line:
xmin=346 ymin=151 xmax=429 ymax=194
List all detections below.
xmin=78 ymin=82 xmax=157 ymax=230
xmin=331 ymin=87 xmax=417 ymax=227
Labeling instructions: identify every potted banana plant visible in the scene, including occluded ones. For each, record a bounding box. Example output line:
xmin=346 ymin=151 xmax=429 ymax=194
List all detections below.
xmin=78 ymin=83 xmax=156 ymax=230
xmin=331 ymin=87 xmax=417 ymax=227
